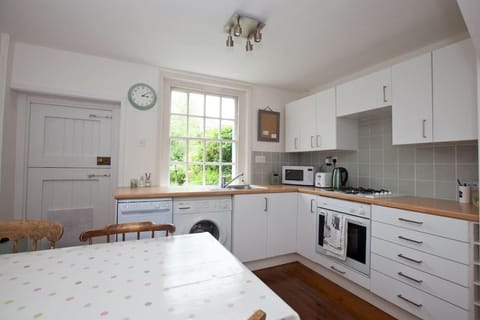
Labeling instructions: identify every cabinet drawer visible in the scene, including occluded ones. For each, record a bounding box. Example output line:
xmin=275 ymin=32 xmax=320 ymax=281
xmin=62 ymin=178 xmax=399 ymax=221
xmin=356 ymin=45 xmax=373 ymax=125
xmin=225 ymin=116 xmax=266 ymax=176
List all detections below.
xmin=371 ymin=270 xmax=469 ymax=320
xmin=372 ymin=205 xmax=469 ymax=242
xmin=372 ymin=237 xmax=469 ymax=286
xmin=372 ymin=253 xmax=469 ymax=309
xmin=314 ymin=253 xmax=370 ymax=289
xmin=372 ymin=221 xmax=469 ymax=263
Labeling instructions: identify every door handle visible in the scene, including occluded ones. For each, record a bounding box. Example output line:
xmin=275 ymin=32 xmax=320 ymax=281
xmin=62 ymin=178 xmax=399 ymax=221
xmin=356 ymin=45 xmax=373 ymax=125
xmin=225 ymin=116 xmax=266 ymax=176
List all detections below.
xmin=89 ymin=114 xmax=112 ymax=119
xmin=383 ymin=85 xmax=387 ymax=103
xmin=330 ymin=265 xmax=346 ymax=274
xmin=310 ymin=136 xmax=315 ymax=148
xmin=422 ymin=119 xmax=427 ymax=138
xmin=316 ymin=135 xmax=321 ymax=147
xmin=264 ymin=197 xmax=268 ymax=212
xmin=398 ymin=235 xmax=423 ymax=244
xmin=398 ymin=272 xmax=423 ymax=284
xmin=177 ymin=206 xmax=192 ymax=210
xmin=87 ymin=174 xmax=111 ymax=178
xmin=398 ymin=217 xmax=423 ymax=225
xmin=397 ymin=253 xmax=422 ymax=264
xmin=294 ymin=137 xmax=298 ymax=149
xmin=310 ymin=199 xmax=316 ymax=213
xmin=397 ymin=294 xmax=422 ymax=308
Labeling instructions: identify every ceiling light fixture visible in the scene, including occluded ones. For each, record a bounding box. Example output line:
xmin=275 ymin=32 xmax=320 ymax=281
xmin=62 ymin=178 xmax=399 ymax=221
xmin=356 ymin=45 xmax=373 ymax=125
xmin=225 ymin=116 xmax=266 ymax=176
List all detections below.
xmin=224 ymin=13 xmax=265 ymax=52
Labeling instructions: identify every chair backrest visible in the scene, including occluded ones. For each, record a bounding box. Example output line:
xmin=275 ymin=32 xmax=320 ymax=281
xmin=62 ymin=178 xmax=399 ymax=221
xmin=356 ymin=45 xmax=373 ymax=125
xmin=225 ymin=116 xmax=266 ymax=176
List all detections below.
xmin=0 ymin=220 xmax=64 ymax=253
xmin=248 ymin=310 xmax=266 ymax=320
xmin=79 ymin=221 xmax=176 ymax=244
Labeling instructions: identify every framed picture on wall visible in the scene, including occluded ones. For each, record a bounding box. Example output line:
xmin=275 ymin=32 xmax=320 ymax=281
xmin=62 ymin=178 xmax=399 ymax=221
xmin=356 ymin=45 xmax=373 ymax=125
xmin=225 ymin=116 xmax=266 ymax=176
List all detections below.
xmin=257 ymin=108 xmax=280 ymax=142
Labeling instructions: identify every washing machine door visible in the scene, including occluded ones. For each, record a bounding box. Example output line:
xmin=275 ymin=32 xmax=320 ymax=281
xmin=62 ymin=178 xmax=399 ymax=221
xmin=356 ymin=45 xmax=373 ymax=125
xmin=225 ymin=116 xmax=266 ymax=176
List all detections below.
xmin=189 ymin=220 xmax=224 ymax=244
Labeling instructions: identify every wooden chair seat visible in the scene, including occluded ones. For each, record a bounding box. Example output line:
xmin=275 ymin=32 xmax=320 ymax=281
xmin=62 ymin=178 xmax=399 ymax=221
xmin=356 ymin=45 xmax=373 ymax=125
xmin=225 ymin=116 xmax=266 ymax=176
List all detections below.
xmin=248 ymin=309 xmax=266 ymax=320
xmin=79 ymin=221 xmax=176 ymax=244
xmin=0 ymin=220 xmax=64 ymax=253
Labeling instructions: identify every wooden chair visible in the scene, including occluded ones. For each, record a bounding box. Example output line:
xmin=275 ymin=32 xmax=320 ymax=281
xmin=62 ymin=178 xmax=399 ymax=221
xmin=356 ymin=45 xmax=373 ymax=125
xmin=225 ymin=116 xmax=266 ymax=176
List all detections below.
xmin=79 ymin=221 xmax=176 ymax=244
xmin=248 ymin=310 xmax=266 ymax=320
xmin=0 ymin=220 xmax=64 ymax=253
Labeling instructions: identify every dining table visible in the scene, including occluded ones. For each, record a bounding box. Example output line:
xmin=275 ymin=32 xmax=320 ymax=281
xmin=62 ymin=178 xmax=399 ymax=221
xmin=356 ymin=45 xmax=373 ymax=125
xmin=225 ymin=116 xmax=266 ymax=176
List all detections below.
xmin=0 ymin=232 xmax=300 ymax=320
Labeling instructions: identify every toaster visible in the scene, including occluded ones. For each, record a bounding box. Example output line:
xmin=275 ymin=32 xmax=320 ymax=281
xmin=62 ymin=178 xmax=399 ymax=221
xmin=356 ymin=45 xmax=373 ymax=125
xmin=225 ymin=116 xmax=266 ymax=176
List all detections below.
xmin=315 ymin=172 xmax=332 ymax=188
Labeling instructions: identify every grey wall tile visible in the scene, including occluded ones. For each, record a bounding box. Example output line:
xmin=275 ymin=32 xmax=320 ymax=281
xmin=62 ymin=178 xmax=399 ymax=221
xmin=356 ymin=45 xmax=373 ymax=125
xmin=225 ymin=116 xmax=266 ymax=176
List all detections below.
xmin=398 ymin=147 xmax=415 ymax=163
xmin=416 ymin=180 xmax=434 ymax=198
xmin=434 ymin=146 xmax=455 ymax=163
xmin=359 ymin=164 xmax=370 ymax=177
xmin=384 ymin=164 xmax=398 ymax=180
xmin=435 ymin=181 xmax=457 ymax=201
xmin=416 ymin=164 xmax=433 ymax=180
xmin=398 ymin=179 xmax=415 ymax=196
xmin=399 ymin=164 xmax=414 ymax=179
xmin=370 ymin=164 xmax=384 ymax=179
xmin=457 ymin=145 xmax=478 ymax=163
xmin=370 ymin=148 xmax=384 ymax=164
xmin=457 ymin=164 xmax=478 ymax=184
xmin=434 ymin=164 xmax=455 ymax=181
xmin=416 ymin=147 xmax=433 ymax=164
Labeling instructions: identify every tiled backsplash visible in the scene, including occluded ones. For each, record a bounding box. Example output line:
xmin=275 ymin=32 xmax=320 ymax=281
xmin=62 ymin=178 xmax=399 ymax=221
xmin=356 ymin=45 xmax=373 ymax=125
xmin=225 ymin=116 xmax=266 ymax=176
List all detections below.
xmin=251 ymin=116 xmax=478 ymax=201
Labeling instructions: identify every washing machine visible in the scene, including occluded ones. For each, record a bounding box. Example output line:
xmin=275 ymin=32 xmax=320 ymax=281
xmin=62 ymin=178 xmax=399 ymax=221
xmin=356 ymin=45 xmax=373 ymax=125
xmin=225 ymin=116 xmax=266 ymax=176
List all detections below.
xmin=173 ymin=196 xmax=232 ymax=251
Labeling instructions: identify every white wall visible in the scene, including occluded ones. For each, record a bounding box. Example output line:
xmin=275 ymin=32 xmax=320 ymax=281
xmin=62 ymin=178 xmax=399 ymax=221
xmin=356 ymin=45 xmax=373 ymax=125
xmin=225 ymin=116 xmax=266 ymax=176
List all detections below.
xmin=11 ymin=42 xmax=161 ymax=186
xmin=250 ymin=86 xmax=302 ymax=152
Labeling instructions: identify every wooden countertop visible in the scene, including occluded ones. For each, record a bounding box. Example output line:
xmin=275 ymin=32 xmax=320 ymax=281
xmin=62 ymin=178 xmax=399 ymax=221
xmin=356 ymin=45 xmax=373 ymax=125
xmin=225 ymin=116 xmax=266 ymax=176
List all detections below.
xmin=115 ymin=185 xmax=479 ymax=222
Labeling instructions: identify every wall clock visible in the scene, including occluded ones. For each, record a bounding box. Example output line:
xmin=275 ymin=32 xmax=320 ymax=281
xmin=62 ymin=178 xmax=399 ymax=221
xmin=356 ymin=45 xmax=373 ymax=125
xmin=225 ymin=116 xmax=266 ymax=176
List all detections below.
xmin=128 ymin=83 xmax=157 ymax=110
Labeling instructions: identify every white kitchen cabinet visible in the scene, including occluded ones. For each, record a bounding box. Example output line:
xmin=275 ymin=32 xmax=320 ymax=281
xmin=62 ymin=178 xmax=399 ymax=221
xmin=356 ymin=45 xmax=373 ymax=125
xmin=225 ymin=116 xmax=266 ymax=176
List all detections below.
xmin=433 ymin=38 xmax=477 ymax=142
xmin=392 ymin=39 xmax=477 ymax=145
xmin=336 ymin=67 xmax=392 ymax=117
xmin=392 ymin=53 xmax=433 ymax=145
xmin=371 ymin=205 xmax=473 ymax=319
xmin=232 ymin=193 xmax=297 ymax=262
xmin=296 ymin=193 xmax=318 ymax=261
xmin=285 ymin=88 xmax=358 ymax=152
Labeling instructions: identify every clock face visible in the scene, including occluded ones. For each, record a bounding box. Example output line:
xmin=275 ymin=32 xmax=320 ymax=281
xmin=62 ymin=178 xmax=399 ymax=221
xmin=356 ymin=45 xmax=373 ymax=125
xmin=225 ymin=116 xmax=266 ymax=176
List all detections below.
xmin=128 ymin=83 xmax=157 ymax=110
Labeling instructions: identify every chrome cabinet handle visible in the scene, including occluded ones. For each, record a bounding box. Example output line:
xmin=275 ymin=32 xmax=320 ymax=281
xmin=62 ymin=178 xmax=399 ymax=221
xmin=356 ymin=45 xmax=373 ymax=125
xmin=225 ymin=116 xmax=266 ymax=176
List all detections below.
xmin=89 ymin=114 xmax=112 ymax=119
xmin=330 ymin=266 xmax=346 ymax=274
xmin=316 ymin=135 xmax=321 ymax=147
xmin=398 ymin=272 xmax=423 ymax=284
xmin=311 ymin=136 xmax=315 ymax=148
xmin=294 ymin=137 xmax=298 ymax=149
xmin=310 ymin=199 xmax=315 ymax=213
xmin=87 ymin=173 xmax=111 ymax=178
xmin=397 ymin=294 xmax=422 ymax=308
xmin=398 ymin=235 xmax=423 ymax=244
xmin=264 ymin=197 xmax=268 ymax=212
xmin=397 ymin=253 xmax=423 ymax=264
xmin=422 ymin=119 xmax=427 ymax=138
xmin=383 ymin=85 xmax=387 ymax=103
xmin=178 ymin=206 xmax=191 ymax=210
xmin=398 ymin=217 xmax=423 ymax=225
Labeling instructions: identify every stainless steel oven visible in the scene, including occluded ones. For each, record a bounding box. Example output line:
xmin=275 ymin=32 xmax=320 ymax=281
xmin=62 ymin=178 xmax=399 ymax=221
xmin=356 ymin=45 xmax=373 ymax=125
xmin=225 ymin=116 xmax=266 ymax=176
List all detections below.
xmin=315 ymin=197 xmax=371 ymax=276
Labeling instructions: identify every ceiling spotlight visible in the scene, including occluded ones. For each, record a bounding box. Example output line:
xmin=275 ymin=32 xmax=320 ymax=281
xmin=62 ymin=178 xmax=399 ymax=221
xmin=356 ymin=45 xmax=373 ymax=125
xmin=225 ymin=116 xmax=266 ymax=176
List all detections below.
xmin=233 ymin=16 xmax=242 ymax=37
xmin=245 ymin=39 xmax=253 ymax=52
xmin=254 ymin=24 xmax=262 ymax=43
xmin=224 ymin=13 xmax=265 ymax=53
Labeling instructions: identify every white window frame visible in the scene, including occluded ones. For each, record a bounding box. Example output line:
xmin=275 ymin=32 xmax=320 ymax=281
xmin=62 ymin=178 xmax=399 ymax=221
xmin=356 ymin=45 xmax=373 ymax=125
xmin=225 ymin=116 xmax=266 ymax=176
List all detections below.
xmin=159 ymin=77 xmax=249 ymax=187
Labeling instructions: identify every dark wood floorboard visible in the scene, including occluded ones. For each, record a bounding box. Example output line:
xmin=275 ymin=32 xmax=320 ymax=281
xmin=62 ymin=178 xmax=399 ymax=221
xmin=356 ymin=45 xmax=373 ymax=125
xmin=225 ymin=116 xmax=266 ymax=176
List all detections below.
xmin=254 ymin=262 xmax=396 ymax=320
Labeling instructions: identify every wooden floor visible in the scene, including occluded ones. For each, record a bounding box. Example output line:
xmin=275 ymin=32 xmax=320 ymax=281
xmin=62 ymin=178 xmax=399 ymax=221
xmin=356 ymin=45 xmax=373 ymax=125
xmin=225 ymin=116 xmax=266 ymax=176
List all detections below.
xmin=254 ymin=262 xmax=395 ymax=320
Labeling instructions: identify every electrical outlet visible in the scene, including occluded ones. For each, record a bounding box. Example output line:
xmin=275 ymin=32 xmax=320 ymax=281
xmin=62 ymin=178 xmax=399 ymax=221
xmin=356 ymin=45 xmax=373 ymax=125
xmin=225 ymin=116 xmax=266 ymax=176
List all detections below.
xmin=324 ymin=157 xmax=332 ymax=166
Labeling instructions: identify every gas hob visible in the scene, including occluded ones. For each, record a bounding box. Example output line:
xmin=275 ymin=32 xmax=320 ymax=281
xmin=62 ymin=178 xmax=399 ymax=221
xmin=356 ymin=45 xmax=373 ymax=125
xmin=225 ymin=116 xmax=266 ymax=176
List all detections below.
xmin=329 ymin=187 xmax=394 ymax=198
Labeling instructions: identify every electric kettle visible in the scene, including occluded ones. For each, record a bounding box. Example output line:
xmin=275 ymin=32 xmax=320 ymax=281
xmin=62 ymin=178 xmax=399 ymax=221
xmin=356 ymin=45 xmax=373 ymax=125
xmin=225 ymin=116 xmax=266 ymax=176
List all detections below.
xmin=332 ymin=167 xmax=348 ymax=189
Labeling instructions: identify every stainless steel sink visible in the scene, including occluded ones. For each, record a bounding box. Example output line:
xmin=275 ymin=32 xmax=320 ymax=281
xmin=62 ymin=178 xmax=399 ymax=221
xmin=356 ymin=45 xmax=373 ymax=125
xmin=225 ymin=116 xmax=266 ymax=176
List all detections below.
xmin=226 ymin=184 xmax=266 ymax=190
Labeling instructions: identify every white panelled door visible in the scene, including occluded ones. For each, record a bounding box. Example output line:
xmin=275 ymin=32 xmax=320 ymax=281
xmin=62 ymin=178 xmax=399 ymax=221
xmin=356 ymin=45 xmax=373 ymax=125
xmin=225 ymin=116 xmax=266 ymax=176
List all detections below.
xmin=26 ymin=102 xmax=115 ymax=248
xmin=29 ymin=103 xmax=112 ymax=168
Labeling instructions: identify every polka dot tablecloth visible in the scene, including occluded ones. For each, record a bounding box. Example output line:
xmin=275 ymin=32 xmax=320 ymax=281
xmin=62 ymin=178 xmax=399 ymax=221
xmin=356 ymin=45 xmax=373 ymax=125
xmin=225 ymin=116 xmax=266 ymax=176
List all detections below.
xmin=0 ymin=233 xmax=299 ymax=320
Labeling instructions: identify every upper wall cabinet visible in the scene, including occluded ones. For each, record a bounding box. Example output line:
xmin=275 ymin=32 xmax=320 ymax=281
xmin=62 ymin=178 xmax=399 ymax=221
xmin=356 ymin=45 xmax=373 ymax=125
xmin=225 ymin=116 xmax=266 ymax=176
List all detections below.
xmin=392 ymin=53 xmax=433 ymax=144
xmin=336 ymin=68 xmax=392 ymax=117
xmin=392 ymin=39 xmax=477 ymax=145
xmin=285 ymin=88 xmax=358 ymax=152
xmin=432 ymin=39 xmax=477 ymax=143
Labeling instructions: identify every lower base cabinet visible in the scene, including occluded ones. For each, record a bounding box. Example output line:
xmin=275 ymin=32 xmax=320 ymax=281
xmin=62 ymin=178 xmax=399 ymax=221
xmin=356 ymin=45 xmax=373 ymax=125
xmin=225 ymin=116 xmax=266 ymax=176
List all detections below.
xmin=232 ymin=193 xmax=297 ymax=262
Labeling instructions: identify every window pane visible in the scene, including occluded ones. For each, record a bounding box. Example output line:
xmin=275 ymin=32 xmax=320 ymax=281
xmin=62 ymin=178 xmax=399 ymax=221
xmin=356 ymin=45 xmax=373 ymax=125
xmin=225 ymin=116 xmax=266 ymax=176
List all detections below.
xmin=188 ymin=117 xmax=204 ymax=138
xmin=205 ymin=119 xmax=220 ymax=139
xmin=222 ymin=142 xmax=233 ymax=162
xmin=206 ymin=141 xmax=220 ymax=162
xmin=188 ymin=165 xmax=204 ymax=185
xmin=221 ymin=165 xmax=232 ymax=182
xmin=221 ymin=97 xmax=236 ymax=119
xmin=189 ymin=93 xmax=204 ymax=116
xmin=221 ymin=120 xmax=234 ymax=140
xmin=206 ymin=95 xmax=220 ymax=118
xmin=205 ymin=165 xmax=219 ymax=185
xmin=170 ymin=115 xmax=187 ymax=137
xmin=170 ymin=139 xmax=186 ymax=161
xmin=188 ymin=140 xmax=204 ymax=162
xmin=171 ymin=91 xmax=187 ymax=114
xmin=169 ymin=164 xmax=186 ymax=186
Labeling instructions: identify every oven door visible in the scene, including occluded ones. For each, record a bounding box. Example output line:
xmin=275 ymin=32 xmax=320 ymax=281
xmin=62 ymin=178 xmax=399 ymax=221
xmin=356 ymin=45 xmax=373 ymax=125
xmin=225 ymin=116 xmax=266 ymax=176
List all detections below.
xmin=315 ymin=208 xmax=370 ymax=276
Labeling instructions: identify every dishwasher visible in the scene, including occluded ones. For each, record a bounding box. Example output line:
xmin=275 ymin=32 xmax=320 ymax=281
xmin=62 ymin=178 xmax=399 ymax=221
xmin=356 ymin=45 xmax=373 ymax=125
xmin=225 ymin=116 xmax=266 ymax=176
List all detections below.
xmin=116 ymin=198 xmax=173 ymax=240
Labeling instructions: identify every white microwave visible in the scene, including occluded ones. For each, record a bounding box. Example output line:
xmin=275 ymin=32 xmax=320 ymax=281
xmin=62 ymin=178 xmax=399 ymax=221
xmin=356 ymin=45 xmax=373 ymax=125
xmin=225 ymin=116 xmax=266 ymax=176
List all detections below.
xmin=282 ymin=166 xmax=317 ymax=186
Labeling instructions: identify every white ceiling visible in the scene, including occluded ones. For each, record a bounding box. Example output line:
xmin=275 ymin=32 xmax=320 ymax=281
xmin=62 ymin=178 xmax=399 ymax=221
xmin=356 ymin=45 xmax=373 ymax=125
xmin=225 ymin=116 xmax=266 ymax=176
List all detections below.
xmin=0 ymin=0 xmax=468 ymax=91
